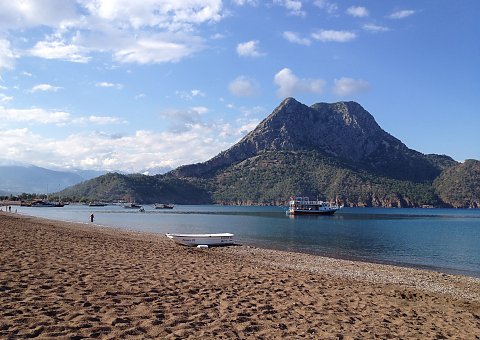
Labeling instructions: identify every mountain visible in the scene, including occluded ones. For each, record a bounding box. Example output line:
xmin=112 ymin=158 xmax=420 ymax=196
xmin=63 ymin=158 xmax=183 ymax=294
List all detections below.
xmin=173 ymin=98 xmax=448 ymax=182
xmin=0 ymin=163 xmax=105 ymax=194
xmin=59 ymin=172 xmax=211 ymax=204
xmin=434 ymin=159 xmax=480 ymax=208
xmin=60 ymin=98 xmax=477 ymax=207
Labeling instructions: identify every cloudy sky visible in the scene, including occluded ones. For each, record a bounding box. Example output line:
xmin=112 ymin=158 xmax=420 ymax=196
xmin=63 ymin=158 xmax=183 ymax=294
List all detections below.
xmin=0 ymin=0 xmax=478 ymax=173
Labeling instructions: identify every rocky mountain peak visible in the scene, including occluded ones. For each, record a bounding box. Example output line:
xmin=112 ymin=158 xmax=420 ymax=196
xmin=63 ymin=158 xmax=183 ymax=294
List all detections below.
xmin=173 ymin=98 xmax=443 ymax=181
xmin=275 ymin=97 xmax=302 ymax=112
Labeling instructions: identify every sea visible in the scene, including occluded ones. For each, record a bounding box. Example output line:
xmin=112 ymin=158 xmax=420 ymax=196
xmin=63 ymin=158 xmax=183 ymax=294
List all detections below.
xmin=11 ymin=204 xmax=480 ymax=278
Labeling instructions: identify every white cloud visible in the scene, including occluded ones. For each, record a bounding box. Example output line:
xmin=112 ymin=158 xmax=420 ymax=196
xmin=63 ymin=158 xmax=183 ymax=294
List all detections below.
xmin=274 ymin=0 xmax=306 ymax=17
xmin=232 ymin=0 xmax=258 ymax=5
xmin=0 ymin=107 xmax=70 ymax=125
xmin=0 ymin=107 xmax=263 ymax=172
xmin=113 ymin=35 xmax=203 ymax=64
xmin=190 ymin=89 xmax=205 ymax=97
xmin=210 ymin=33 xmax=225 ymax=40
xmin=29 ymin=40 xmax=90 ymax=63
xmin=83 ymin=0 xmax=224 ymax=31
xmin=332 ymin=77 xmax=370 ymax=96
xmin=95 ymin=82 xmax=123 ymax=89
xmin=363 ymin=23 xmax=389 ymax=33
xmin=388 ymin=9 xmax=416 ymax=19
xmin=0 ymin=93 xmax=13 ymax=104
xmin=30 ymin=84 xmax=63 ymax=93
xmin=4 ymin=1 xmax=225 ymax=67
xmin=158 ymin=107 xmax=204 ymax=130
xmin=215 ymin=115 xmax=260 ymax=138
xmin=346 ymin=6 xmax=369 ymax=18
xmin=229 ymin=76 xmax=260 ymax=97
xmin=236 ymin=40 xmax=265 ymax=57
xmin=235 ymin=118 xmax=260 ymax=136
xmin=0 ymin=106 xmax=127 ymax=126
xmin=311 ymin=30 xmax=356 ymax=42
xmin=313 ymin=0 xmax=338 ymax=14
xmin=0 ymin=0 xmax=78 ymax=30
xmin=72 ymin=115 xmax=127 ymax=125
xmin=273 ymin=68 xmax=325 ymax=98
xmin=283 ymin=31 xmax=311 ymax=46
xmin=0 ymin=39 xmax=16 ymax=72
xmin=192 ymin=106 xmax=209 ymax=114
xmin=176 ymin=89 xmax=206 ymax=100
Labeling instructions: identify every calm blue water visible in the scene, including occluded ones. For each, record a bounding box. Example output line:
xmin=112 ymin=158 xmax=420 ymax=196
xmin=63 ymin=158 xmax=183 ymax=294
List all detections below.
xmin=12 ymin=204 xmax=480 ymax=278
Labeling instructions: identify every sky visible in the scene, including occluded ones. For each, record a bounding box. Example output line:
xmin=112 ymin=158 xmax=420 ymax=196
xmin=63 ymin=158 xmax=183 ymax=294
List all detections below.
xmin=0 ymin=0 xmax=479 ymax=174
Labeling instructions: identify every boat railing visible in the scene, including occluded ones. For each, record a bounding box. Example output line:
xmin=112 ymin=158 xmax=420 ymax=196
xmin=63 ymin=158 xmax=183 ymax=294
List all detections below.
xmin=289 ymin=199 xmax=342 ymax=208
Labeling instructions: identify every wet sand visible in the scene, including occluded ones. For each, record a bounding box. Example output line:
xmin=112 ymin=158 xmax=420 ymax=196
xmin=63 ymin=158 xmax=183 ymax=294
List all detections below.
xmin=1 ymin=211 xmax=479 ymax=339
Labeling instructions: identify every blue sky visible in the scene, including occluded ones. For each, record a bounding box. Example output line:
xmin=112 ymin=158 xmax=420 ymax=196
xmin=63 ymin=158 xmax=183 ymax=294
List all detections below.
xmin=0 ymin=0 xmax=478 ymax=173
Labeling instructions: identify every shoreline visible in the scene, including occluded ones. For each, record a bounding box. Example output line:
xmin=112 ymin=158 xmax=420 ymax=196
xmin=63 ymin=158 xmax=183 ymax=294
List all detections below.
xmin=10 ymin=206 xmax=480 ymax=280
xmin=7 ymin=207 xmax=480 ymax=279
xmin=1 ymin=211 xmax=480 ymax=338
xmin=247 ymin=241 xmax=480 ymax=280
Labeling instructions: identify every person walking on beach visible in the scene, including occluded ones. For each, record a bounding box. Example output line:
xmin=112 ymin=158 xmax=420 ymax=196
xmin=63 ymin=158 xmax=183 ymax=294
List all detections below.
xmin=90 ymin=213 xmax=94 ymax=222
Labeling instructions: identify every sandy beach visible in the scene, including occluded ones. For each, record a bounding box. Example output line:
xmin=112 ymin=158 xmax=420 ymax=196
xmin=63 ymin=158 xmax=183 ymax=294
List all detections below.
xmin=1 ymin=211 xmax=479 ymax=339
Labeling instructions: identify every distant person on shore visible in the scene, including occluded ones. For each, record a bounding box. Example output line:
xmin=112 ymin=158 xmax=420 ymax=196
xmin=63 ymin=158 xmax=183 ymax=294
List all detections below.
xmin=90 ymin=214 xmax=94 ymax=223
xmin=8 ymin=206 xmax=11 ymax=212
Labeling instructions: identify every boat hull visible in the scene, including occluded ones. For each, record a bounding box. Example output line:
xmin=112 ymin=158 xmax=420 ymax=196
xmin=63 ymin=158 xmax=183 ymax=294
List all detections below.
xmin=89 ymin=203 xmax=108 ymax=207
xmin=31 ymin=201 xmax=64 ymax=207
xmin=124 ymin=204 xmax=142 ymax=209
xmin=154 ymin=203 xmax=174 ymax=209
xmin=289 ymin=209 xmax=338 ymax=215
xmin=166 ymin=233 xmax=234 ymax=246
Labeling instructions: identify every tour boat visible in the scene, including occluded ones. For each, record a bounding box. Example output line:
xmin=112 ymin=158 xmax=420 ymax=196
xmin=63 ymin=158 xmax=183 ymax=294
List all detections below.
xmin=286 ymin=196 xmax=342 ymax=215
xmin=166 ymin=233 xmax=235 ymax=246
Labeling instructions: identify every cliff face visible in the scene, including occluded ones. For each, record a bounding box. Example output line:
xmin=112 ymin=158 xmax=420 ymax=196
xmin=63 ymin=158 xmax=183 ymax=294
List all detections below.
xmin=173 ymin=98 xmax=448 ymax=182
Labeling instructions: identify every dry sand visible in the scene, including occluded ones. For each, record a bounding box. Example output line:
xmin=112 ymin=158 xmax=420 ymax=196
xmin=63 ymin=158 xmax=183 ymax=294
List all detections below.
xmin=1 ymin=211 xmax=479 ymax=339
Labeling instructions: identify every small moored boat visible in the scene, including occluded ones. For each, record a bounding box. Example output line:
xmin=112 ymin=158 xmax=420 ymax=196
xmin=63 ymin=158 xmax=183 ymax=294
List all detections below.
xmin=287 ymin=196 xmax=342 ymax=215
xmin=166 ymin=233 xmax=235 ymax=246
xmin=154 ymin=203 xmax=174 ymax=209
xmin=31 ymin=200 xmax=64 ymax=207
xmin=89 ymin=202 xmax=108 ymax=207
xmin=124 ymin=202 xmax=142 ymax=209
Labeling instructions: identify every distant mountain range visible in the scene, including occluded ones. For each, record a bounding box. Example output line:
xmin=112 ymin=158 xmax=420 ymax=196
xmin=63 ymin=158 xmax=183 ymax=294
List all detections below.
xmin=20 ymin=98 xmax=480 ymax=207
xmin=0 ymin=159 xmax=173 ymax=195
xmin=0 ymin=161 xmax=106 ymax=195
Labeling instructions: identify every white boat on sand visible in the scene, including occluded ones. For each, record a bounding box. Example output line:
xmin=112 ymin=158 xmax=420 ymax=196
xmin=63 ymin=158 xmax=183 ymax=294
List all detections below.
xmin=166 ymin=233 xmax=235 ymax=246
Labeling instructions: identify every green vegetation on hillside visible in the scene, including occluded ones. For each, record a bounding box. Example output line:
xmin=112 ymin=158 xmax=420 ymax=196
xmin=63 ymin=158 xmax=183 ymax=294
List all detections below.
xmin=211 ymin=151 xmax=440 ymax=207
xmin=56 ymin=151 xmax=477 ymax=208
xmin=434 ymin=160 xmax=480 ymax=208
xmin=59 ymin=172 xmax=212 ymax=204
